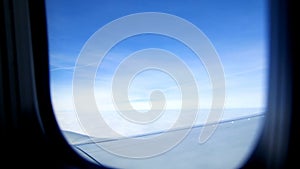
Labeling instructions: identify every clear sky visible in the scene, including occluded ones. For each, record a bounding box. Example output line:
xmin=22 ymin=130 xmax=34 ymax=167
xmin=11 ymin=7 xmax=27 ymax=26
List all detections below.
xmin=46 ymin=0 xmax=268 ymax=133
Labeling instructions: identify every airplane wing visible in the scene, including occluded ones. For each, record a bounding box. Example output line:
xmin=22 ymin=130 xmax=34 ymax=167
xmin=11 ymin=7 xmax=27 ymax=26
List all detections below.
xmin=62 ymin=115 xmax=264 ymax=169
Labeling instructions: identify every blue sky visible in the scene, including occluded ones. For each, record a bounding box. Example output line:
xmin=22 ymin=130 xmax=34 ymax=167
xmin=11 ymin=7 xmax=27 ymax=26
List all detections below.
xmin=46 ymin=0 xmax=268 ymax=134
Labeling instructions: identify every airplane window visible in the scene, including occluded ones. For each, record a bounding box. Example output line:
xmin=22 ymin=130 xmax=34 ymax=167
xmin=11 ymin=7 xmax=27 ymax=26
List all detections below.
xmin=46 ymin=0 xmax=268 ymax=168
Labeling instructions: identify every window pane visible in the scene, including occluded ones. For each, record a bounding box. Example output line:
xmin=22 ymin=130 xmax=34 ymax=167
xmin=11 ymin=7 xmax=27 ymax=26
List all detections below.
xmin=46 ymin=0 xmax=268 ymax=168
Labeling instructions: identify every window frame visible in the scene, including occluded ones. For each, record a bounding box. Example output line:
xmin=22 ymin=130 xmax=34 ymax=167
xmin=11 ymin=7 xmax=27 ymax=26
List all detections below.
xmin=0 ymin=0 xmax=297 ymax=168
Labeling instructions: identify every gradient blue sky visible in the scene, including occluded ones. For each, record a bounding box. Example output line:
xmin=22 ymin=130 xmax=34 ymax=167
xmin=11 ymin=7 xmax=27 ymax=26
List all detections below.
xmin=46 ymin=0 xmax=268 ymax=133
